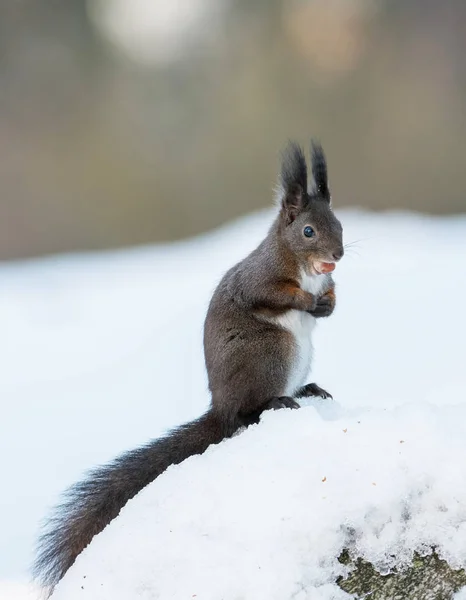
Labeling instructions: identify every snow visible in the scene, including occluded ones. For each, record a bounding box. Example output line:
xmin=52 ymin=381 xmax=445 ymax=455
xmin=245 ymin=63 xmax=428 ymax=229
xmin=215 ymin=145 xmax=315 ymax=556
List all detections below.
xmin=52 ymin=403 xmax=466 ymax=600
xmin=0 ymin=582 xmax=39 ymax=600
xmin=2 ymin=209 xmax=466 ymax=598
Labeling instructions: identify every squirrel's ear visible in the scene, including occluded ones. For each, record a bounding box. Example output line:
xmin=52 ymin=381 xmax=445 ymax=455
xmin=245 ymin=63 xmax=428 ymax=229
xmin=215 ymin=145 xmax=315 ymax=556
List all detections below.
xmin=310 ymin=140 xmax=330 ymax=202
xmin=279 ymin=141 xmax=308 ymax=222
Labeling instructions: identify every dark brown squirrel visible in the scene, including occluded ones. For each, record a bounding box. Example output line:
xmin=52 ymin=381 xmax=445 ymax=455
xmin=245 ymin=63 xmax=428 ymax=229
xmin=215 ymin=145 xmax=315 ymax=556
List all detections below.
xmin=34 ymin=140 xmax=344 ymax=595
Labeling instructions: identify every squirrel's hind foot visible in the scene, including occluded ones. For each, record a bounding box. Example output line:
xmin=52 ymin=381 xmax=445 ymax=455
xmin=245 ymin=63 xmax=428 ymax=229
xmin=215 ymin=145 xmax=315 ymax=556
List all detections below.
xmin=295 ymin=383 xmax=333 ymax=400
xmin=264 ymin=396 xmax=301 ymax=411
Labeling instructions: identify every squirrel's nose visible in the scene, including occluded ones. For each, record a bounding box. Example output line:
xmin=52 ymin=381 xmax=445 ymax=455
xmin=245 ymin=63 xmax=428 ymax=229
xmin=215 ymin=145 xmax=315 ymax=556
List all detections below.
xmin=332 ymin=247 xmax=344 ymax=261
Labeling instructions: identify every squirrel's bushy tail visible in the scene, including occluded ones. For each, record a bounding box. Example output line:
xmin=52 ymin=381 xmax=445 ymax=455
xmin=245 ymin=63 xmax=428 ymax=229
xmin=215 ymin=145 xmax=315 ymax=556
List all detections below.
xmin=34 ymin=410 xmax=236 ymax=596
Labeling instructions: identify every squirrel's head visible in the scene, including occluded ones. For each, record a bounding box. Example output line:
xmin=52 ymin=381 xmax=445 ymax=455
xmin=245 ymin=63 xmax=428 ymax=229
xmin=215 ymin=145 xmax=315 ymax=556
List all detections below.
xmin=277 ymin=140 xmax=343 ymax=275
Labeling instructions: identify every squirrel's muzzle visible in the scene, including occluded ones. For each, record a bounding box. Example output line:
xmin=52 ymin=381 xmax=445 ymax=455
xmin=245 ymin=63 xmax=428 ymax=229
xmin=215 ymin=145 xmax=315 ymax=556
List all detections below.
xmin=332 ymin=247 xmax=344 ymax=261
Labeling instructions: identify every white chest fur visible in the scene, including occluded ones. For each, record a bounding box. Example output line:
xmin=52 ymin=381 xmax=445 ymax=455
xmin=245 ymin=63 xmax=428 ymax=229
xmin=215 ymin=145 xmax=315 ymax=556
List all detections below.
xmin=275 ymin=271 xmax=328 ymax=396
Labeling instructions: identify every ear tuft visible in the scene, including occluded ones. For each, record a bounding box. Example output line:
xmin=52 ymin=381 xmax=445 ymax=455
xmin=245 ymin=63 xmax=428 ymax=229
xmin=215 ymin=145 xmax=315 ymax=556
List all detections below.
xmin=279 ymin=141 xmax=308 ymax=220
xmin=310 ymin=140 xmax=330 ymax=201
xmin=280 ymin=141 xmax=307 ymax=193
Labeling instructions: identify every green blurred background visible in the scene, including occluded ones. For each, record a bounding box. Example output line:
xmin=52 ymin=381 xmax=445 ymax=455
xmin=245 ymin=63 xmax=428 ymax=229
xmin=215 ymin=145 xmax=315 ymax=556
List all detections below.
xmin=1 ymin=0 xmax=465 ymax=260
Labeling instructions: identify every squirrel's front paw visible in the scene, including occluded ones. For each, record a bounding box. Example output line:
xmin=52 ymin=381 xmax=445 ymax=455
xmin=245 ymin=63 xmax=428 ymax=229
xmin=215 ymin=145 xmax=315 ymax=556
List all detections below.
xmin=308 ymin=291 xmax=335 ymax=318
xmin=306 ymin=295 xmax=317 ymax=312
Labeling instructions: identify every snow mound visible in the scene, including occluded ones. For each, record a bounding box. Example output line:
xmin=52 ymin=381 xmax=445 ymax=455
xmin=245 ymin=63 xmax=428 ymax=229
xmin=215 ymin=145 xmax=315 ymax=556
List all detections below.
xmin=0 ymin=582 xmax=40 ymax=600
xmin=51 ymin=403 xmax=466 ymax=599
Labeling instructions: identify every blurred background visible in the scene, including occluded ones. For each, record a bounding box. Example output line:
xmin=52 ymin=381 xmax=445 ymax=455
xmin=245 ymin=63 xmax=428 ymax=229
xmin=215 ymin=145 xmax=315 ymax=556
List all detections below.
xmin=1 ymin=0 xmax=465 ymax=260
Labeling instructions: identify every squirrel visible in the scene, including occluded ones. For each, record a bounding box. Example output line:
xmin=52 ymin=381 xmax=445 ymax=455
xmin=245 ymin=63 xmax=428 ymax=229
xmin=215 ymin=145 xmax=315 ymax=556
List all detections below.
xmin=34 ymin=140 xmax=344 ymax=595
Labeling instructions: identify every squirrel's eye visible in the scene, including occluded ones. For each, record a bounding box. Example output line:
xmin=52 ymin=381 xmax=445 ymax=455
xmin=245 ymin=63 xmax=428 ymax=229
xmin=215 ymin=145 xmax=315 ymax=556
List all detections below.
xmin=303 ymin=226 xmax=315 ymax=238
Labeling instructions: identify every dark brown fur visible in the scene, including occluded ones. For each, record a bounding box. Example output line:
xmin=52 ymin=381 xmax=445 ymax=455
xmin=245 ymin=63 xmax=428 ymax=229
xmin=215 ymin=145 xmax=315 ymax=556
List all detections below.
xmin=34 ymin=140 xmax=343 ymax=595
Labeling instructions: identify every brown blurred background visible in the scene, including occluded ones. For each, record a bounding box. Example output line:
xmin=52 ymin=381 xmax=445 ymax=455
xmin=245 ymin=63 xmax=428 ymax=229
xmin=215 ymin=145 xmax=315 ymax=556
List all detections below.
xmin=1 ymin=0 xmax=465 ymax=260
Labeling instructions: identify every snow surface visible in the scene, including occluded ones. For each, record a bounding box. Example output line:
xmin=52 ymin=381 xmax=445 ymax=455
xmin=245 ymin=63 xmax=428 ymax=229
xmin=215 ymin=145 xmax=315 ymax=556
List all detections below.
xmin=0 ymin=582 xmax=39 ymax=600
xmin=2 ymin=209 xmax=466 ymax=598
